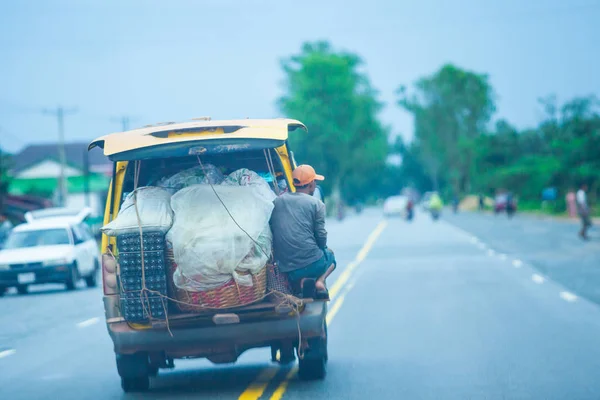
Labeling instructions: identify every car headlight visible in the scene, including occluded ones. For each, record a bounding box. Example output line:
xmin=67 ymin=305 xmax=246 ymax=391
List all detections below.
xmin=42 ymin=258 xmax=70 ymax=267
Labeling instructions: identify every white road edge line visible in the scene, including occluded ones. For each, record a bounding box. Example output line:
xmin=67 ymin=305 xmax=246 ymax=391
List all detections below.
xmin=560 ymin=291 xmax=578 ymax=302
xmin=498 ymin=253 xmax=507 ymax=261
xmin=513 ymin=259 xmax=523 ymax=268
xmin=532 ymin=274 xmax=545 ymax=284
xmin=0 ymin=349 xmax=16 ymax=359
xmin=487 ymin=249 xmax=496 ymax=256
xmin=77 ymin=317 xmax=100 ymax=328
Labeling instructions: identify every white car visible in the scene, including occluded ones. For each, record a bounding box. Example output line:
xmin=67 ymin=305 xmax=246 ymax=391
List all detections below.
xmin=383 ymin=195 xmax=409 ymax=217
xmin=0 ymin=208 xmax=100 ymax=295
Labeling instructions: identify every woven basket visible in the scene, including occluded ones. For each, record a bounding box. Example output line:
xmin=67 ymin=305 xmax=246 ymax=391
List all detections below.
xmin=165 ymin=245 xmax=267 ymax=312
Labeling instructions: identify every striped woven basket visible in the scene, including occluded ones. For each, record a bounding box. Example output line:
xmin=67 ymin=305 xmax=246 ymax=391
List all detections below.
xmin=165 ymin=244 xmax=267 ymax=312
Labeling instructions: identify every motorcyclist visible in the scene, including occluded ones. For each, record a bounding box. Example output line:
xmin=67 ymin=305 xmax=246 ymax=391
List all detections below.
xmin=429 ymin=192 xmax=443 ymax=220
xmin=406 ymin=198 xmax=414 ymax=221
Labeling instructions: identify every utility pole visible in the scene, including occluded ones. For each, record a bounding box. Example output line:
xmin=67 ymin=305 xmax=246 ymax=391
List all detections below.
xmin=42 ymin=106 xmax=77 ymax=207
xmin=83 ymin=149 xmax=90 ymax=208
xmin=111 ymin=115 xmax=133 ymax=132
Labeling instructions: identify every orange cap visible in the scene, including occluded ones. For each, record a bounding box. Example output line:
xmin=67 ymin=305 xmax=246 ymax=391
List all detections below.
xmin=292 ymin=165 xmax=325 ymax=187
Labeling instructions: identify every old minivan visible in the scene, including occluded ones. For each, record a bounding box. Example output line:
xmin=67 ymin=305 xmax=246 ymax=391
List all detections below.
xmin=90 ymin=118 xmax=328 ymax=392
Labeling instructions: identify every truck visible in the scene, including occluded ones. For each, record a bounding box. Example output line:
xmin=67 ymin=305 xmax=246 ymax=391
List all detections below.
xmin=89 ymin=118 xmax=328 ymax=392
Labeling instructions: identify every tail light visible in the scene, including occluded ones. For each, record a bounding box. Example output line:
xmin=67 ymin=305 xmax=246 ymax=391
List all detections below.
xmin=102 ymin=252 xmax=118 ymax=295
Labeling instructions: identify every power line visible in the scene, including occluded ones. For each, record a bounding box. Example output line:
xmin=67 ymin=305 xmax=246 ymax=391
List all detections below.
xmin=42 ymin=106 xmax=77 ymax=207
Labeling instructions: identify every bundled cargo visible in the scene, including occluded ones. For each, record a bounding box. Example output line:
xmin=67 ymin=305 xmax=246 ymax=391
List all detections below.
xmin=166 ymin=168 xmax=276 ymax=311
xmin=101 ymin=187 xmax=173 ymax=236
xmin=157 ymin=164 xmax=224 ymax=193
xmin=100 ymin=187 xmax=174 ymax=322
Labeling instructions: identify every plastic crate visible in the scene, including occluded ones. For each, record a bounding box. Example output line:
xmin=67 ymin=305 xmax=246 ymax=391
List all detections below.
xmin=117 ymin=232 xmax=169 ymax=322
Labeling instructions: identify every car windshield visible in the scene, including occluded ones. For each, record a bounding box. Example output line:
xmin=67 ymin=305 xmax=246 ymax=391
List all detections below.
xmin=4 ymin=229 xmax=71 ymax=249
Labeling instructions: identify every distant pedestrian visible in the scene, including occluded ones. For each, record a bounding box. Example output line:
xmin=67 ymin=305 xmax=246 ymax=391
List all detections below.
xmin=576 ymin=184 xmax=591 ymax=240
xmin=478 ymin=194 xmax=485 ymax=211
xmin=452 ymin=195 xmax=459 ymax=214
xmin=506 ymin=192 xmax=516 ymax=218
xmin=566 ymin=190 xmax=577 ymax=218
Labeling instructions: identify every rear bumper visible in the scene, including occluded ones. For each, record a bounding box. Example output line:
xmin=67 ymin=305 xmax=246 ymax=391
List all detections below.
xmin=0 ymin=266 xmax=70 ymax=286
xmin=107 ymin=301 xmax=327 ymax=358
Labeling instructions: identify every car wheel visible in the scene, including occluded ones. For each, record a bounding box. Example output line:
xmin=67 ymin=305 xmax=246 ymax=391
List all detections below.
xmin=121 ymin=376 xmax=150 ymax=393
xmin=65 ymin=263 xmax=80 ymax=291
xmin=85 ymin=261 xmax=99 ymax=288
xmin=0 ymin=286 xmax=6 ymax=297
xmin=16 ymin=285 xmax=28 ymax=295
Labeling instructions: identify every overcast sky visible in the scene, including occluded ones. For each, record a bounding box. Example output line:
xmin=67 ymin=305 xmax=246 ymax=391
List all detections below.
xmin=1 ymin=0 xmax=599 ymax=153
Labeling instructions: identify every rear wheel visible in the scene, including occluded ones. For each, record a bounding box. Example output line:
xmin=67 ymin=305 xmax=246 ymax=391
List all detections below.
xmin=65 ymin=263 xmax=79 ymax=291
xmin=16 ymin=285 xmax=28 ymax=295
xmin=85 ymin=261 xmax=99 ymax=288
xmin=0 ymin=286 xmax=7 ymax=297
xmin=298 ymin=323 xmax=327 ymax=380
xmin=116 ymin=353 xmax=150 ymax=393
xmin=298 ymin=355 xmax=326 ymax=380
xmin=121 ymin=376 xmax=149 ymax=393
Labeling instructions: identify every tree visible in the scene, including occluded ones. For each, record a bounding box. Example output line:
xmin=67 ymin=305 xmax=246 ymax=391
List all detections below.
xmin=472 ymin=95 xmax=600 ymax=208
xmin=278 ymin=41 xmax=389 ymax=203
xmin=398 ymin=64 xmax=496 ymax=195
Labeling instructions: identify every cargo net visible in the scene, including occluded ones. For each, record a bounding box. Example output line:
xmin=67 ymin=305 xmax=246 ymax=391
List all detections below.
xmin=105 ymin=156 xmax=303 ymax=335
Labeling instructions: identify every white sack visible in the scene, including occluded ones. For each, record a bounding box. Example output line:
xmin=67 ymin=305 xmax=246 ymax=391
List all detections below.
xmin=157 ymin=164 xmax=224 ymax=193
xmin=101 ymin=187 xmax=173 ymax=236
xmin=168 ymin=184 xmax=274 ymax=291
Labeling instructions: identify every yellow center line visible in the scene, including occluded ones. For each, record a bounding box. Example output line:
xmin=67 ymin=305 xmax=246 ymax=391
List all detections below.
xmin=329 ymin=220 xmax=387 ymax=299
xmin=238 ymin=367 xmax=279 ymax=400
xmin=269 ymin=367 xmax=298 ymax=400
xmin=325 ymin=294 xmax=345 ymax=325
xmin=238 ymin=220 xmax=388 ymax=400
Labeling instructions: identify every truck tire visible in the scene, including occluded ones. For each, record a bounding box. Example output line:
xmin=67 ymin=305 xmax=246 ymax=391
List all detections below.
xmin=121 ymin=376 xmax=149 ymax=392
xmin=116 ymin=353 xmax=150 ymax=392
xmin=298 ymin=323 xmax=327 ymax=380
xmin=298 ymin=356 xmax=326 ymax=380
xmin=16 ymin=285 xmax=28 ymax=295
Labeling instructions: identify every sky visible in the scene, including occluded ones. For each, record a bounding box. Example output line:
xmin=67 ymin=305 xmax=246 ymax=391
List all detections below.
xmin=0 ymin=0 xmax=599 ymax=153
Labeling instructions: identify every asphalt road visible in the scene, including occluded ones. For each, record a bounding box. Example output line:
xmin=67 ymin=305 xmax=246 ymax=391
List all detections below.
xmin=445 ymin=210 xmax=600 ymax=304
xmin=2 ymin=209 xmax=600 ymax=399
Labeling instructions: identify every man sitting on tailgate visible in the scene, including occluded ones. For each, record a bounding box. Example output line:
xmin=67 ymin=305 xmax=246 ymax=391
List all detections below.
xmin=270 ymin=165 xmax=336 ymax=297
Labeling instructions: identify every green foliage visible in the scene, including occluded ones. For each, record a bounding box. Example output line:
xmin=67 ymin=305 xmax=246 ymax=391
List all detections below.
xmin=398 ymin=64 xmax=496 ymax=194
xmin=378 ymin=137 xmax=435 ymax=197
xmin=397 ymin=64 xmax=600 ymax=210
xmin=278 ymin=41 xmax=389 ymax=202
xmin=277 ymin=46 xmax=599 ymax=210
xmin=472 ymin=96 xmax=600 ymax=204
